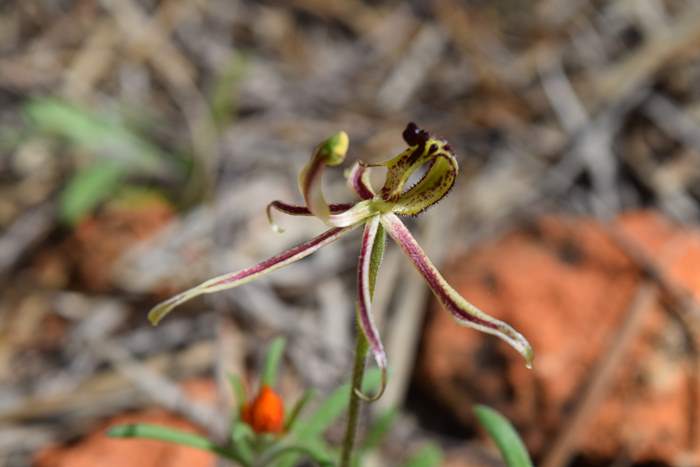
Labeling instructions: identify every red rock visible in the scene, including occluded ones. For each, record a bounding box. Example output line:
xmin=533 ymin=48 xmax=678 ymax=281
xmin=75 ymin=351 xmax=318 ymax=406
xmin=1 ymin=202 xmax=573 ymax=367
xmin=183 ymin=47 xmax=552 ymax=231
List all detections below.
xmin=70 ymin=193 xmax=174 ymax=291
xmin=34 ymin=379 xmax=217 ymax=467
xmin=418 ymin=211 xmax=700 ymax=464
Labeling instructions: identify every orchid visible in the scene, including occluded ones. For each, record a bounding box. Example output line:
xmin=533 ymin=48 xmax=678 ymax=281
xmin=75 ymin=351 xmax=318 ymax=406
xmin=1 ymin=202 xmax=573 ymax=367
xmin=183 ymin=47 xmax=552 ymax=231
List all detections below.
xmin=147 ymin=122 xmax=533 ymax=395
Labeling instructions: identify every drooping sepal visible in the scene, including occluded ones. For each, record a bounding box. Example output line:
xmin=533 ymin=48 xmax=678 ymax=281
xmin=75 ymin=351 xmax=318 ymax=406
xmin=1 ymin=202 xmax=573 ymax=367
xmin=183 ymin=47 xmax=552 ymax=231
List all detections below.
xmin=354 ymin=215 xmax=388 ymax=401
xmin=147 ymin=225 xmax=357 ymax=325
xmin=381 ymin=213 xmax=534 ymax=367
xmin=298 ymin=131 xmax=349 ymax=222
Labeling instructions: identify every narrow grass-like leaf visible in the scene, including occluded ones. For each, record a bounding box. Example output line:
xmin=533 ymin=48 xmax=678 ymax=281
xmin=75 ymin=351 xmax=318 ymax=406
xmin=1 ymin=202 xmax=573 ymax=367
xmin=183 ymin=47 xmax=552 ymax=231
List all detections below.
xmin=293 ymin=382 xmax=351 ymax=441
xmin=277 ymin=369 xmax=381 ymax=467
xmin=402 ymin=443 xmax=444 ymax=467
xmin=262 ymin=336 xmax=286 ymax=387
xmin=227 ymin=373 xmax=247 ymax=410
xmin=210 ymin=53 xmax=247 ymax=128
xmin=108 ymin=424 xmax=241 ymax=462
xmin=301 ymin=368 xmax=382 ymax=439
xmin=355 ymin=408 xmax=398 ymax=462
xmin=257 ymin=444 xmax=334 ymax=467
xmin=473 ymin=405 xmax=533 ymax=467
xmin=60 ymin=161 xmax=127 ymax=224
xmin=285 ymin=389 xmax=315 ymax=432
xmin=25 ymin=98 xmax=169 ymax=175
xmin=229 ymin=420 xmax=254 ymax=464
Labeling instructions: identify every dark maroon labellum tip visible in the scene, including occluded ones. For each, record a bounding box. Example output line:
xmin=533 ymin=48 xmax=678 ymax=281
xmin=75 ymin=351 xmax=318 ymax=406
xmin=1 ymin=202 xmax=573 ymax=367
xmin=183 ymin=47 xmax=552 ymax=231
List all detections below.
xmin=402 ymin=122 xmax=429 ymax=146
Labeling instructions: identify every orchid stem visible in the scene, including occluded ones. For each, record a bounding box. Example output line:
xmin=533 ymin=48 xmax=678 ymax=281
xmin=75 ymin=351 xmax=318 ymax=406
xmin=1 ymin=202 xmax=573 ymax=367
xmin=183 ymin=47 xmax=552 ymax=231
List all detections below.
xmin=340 ymin=328 xmax=368 ymax=467
xmin=340 ymin=222 xmax=385 ymax=467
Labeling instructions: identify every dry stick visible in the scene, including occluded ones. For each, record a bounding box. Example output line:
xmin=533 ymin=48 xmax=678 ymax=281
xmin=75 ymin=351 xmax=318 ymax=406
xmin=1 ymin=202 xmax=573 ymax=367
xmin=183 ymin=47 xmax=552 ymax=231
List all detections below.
xmin=604 ymin=224 xmax=700 ymax=330
xmin=683 ymin=325 xmax=700 ymax=454
xmin=100 ymin=0 xmax=219 ymax=202
xmin=538 ymin=8 xmax=700 ymax=456
xmin=91 ymin=339 xmax=229 ymax=442
xmin=593 ymin=4 xmax=700 ymax=108
xmin=472 ymin=7 xmax=700 ymax=464
xmin=0 ymin=201 xmax=55 ymax=277
xmin=376 ymin=24 xmax=447 ymax=113
xmin=538 ymin=50 xmax=619 ymax=216
xmin=541 ymin=284 xmax=657 ymax=467
xmin=0 ymin=342 xmax=213 ymax=423
xmin=61 ymin=21 xmax=115 ymax=100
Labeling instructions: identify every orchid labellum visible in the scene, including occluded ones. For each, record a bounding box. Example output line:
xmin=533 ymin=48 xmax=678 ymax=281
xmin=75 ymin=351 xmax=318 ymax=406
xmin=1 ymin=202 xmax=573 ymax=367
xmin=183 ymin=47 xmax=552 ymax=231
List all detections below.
xmin=148 ymin=123 xmax=533 ymax=399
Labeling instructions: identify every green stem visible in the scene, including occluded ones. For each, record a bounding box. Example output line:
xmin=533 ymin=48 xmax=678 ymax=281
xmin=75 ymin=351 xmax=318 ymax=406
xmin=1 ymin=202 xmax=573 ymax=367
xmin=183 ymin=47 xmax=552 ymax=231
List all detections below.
xmin=340 ymin=330 xmax=369 ymax=467
xmin=340 ymin=222 xmax=385 ymax=467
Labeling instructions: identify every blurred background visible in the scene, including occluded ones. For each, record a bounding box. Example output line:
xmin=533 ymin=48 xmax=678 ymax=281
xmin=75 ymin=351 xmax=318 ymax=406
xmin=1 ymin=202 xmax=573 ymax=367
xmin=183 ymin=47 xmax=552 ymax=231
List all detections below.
xmin=2 ymin=0 xmax=700 ymax=466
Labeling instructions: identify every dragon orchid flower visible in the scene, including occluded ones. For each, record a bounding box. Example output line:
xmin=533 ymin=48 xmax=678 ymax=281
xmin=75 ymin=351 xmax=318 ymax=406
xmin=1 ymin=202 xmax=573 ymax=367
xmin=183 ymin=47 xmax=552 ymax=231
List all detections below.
xmin=148 ymin=122 xmax=533 ymax=398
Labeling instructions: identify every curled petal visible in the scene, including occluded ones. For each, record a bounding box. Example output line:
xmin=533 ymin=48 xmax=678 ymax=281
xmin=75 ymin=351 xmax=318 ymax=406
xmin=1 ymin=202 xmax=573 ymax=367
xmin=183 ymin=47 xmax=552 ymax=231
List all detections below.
xmin=266 ymin=200 xmax=354 ymax=233
xmin=148 ymin=225 xmax=357 ymax=325
xmin=346 ymin=161 xmax=375 ymax=200
xmin=298 ymin=131 xmax=349 ymax=222
xmin=392 ymin=152 xmax=457 ymax=216
xmin=355 ymin=215 xmax=387 ymax=401
xmin=381 ymin=213 xmax=534 ymax=367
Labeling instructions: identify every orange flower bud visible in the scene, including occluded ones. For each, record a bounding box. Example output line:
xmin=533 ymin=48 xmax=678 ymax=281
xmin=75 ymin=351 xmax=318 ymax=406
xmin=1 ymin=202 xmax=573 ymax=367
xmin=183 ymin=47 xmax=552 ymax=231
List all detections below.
xmin=241 ymin=385 xmax=285 ymax=434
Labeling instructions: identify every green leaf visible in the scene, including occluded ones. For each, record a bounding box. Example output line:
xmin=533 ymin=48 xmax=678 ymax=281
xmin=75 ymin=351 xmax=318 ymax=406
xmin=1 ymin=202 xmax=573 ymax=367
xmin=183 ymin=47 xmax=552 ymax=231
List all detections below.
xmin=297 ymin=368 xmax=381 ymax=440
xmin=227 ymin=373 xmax=248 ymax=410
xmin=262 ymin=336 xmax=286 ymax=388
xmin=210 ymin=53 xmax=247 ymax=128
xmin=473 ymin=405 xmax=533 ymax=467
xmin=294 ymin=381 xmax=350 ymax=441
xmin=351 ymin=408 xmax=397 ymax=467
xmin=25 ymin=98 xmax=170 ymax=175
xmin=59 ymin=161 xmax=128 ymax=224
xmin=358 ymin=408 xmax=396 ymax=454
xmin=229 ymin=420 xmax=254 ymax=464
xmin=402 ymin=443 xmax=443 ymax=467
xmin=277 ymin=369 xmax=381 ymax=467
xmin=257 ymin=443 xmax=335 ymax=467
xmin=108 ymin=424 xmax=242 ymax=463
xmin=284 ymin=389 xmax=315 ymax=432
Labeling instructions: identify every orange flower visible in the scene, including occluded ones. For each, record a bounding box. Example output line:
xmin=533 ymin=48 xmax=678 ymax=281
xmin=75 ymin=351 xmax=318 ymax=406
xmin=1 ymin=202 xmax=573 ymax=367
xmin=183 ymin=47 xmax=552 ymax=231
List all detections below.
xmin=241 ymin=385 xmax=285 ymax=434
